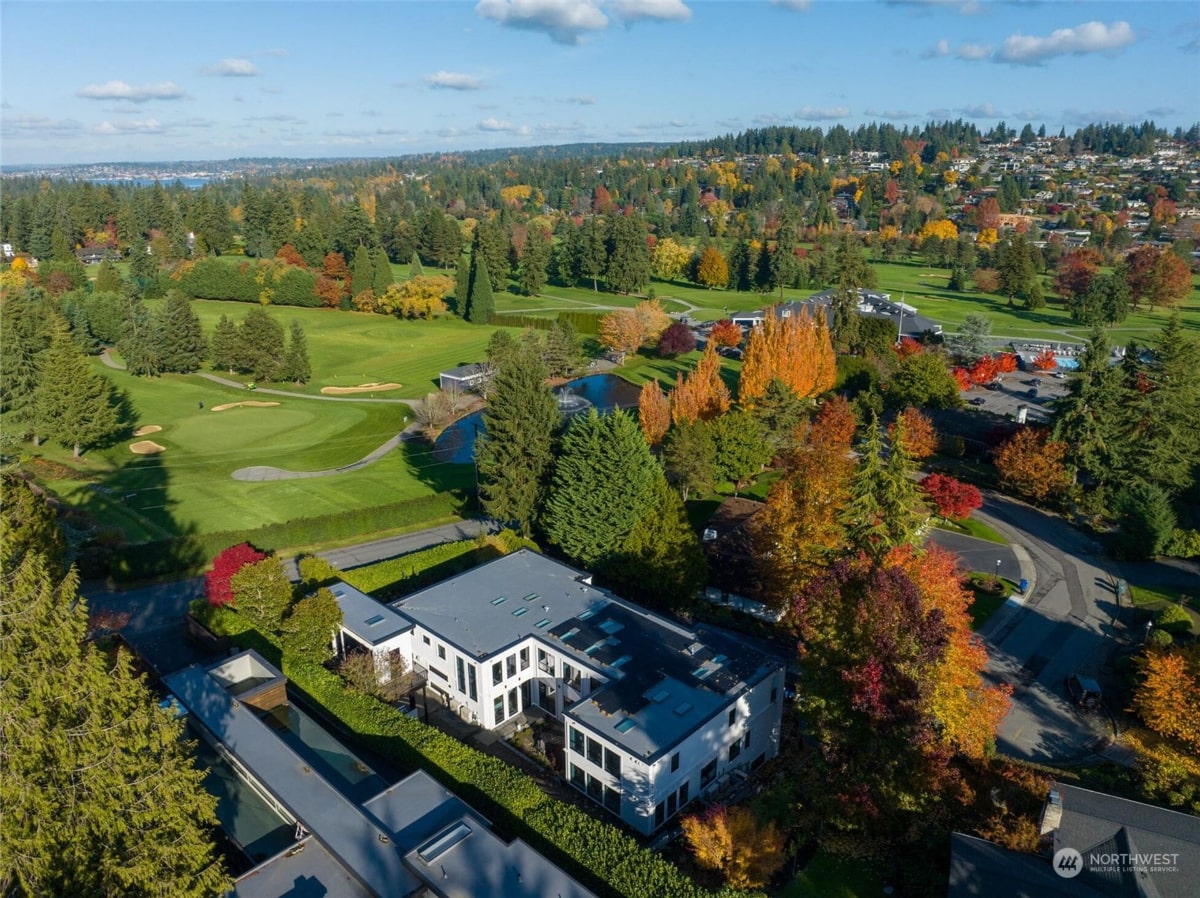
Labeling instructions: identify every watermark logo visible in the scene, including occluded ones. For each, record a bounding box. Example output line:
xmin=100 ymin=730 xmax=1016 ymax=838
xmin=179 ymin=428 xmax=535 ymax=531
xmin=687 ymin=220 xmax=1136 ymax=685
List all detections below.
xmin=1053 ymin=846 xmax=1181 ymax=879
xmin=1053 ymin=847 xmax=1083 ymax=878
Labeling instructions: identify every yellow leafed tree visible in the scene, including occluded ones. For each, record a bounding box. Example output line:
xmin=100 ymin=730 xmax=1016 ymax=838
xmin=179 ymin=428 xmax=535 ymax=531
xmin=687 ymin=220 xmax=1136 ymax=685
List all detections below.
xmin=638 ymin=380 xmax=670 ymax=446
xmin=670 ymin=343 xmax=730 ymax=425
xmin=681 ymin=805 xmax=785 ymax=890
xmin=738 ymin=306 xmax=836 ymax=404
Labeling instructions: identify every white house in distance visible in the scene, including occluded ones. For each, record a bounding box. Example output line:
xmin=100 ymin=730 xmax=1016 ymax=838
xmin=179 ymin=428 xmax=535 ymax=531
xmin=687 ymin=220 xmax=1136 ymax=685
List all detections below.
xmin=329 ymin=549 xmax=785 ymax=836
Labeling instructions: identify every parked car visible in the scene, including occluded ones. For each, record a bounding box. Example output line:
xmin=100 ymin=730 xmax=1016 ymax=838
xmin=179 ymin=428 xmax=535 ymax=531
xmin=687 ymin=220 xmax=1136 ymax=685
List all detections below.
xmin=1066 ymin=673 xmax=1102 ymax=710
xmin=1027 ymin=388 xmax=1038 ymax=398
xmin=969 ymin=397 xmax=987 ymax=406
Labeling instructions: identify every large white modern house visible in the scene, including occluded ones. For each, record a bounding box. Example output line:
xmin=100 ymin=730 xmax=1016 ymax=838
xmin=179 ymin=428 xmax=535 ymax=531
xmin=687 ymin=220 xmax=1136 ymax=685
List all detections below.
xmin=331 ymin=549 xmax=786 ymax=836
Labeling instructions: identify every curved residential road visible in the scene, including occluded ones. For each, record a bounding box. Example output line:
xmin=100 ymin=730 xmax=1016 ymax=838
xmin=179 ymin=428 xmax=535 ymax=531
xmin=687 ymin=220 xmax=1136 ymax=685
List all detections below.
xmin=970 ymin=492 xmax=1129 ymax=764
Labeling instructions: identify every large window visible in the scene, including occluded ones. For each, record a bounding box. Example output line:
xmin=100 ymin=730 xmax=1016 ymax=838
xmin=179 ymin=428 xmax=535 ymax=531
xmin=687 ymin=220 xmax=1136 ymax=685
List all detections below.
xmin=569 ymin=728 xmax=585 ymax=755
xmin=438 ymin=644 xmax=446 ymax=660
xmin=655 ymin=802 xmax=665 ymax=827
xmin=678 ymin=781 xmax=689 ymax=807
xmin=570 ymin=765 xmax=585 ymax=789
xmin=604 ymin=748 xmax=621 ymax=777
xmin=586 ymin=776 xmax=602 ymax=801
xmin=506 ymin=654 xmax=517 ymax=678
xmin=492 ymin=662 xmax=503 ymax=686
xmin=494 ymin=696 xmax=505 ymax=725
xmin=519 ymin=647 xmax=529 ymax=670
xmin=603 ymin=786 xmax=621 ymax=814
xmin=586 ymin=737 xmax=603 ymax=766
xmin=455 ymin=657 xmax=465 ymax=694
xmin=729 ymin=740 xmax=742 ymax=762
xmin=670 ymin=752 xmax=680 ymax=772
xmin=508 ymin=688 xmax=518 ymax=717
xmin=467 ymin=664 xmax=477 ymax=702
xmin=701 ymin=757 xmax=717 ymax=787
xmin=728 ymin=707 xmax=736 ymax=728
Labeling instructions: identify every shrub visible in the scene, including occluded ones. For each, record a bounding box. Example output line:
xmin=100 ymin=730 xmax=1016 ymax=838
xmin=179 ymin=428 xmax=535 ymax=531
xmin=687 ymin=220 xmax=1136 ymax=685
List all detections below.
xmin=281 ymin=587 xmax=343 ymax=664
xmin=205 ymin=542 xmax=266 ymax=607
xmin=1147 ymin=628 xmax=1174 ymax=648
xmin=1165 ymin=528 xmax=1200 ymax=560
xmin=1155 ymin=603 xmax=1194 ymax=637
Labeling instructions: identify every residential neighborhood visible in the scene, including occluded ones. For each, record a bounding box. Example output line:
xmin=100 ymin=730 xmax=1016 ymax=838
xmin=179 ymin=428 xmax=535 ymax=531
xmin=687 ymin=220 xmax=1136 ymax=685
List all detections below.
xmin=3 ymin=3 xmax=1200 ymax=898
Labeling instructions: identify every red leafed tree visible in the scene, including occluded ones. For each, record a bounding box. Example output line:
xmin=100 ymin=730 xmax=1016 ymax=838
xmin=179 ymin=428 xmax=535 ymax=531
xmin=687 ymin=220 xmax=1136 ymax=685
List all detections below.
xmin=1053 ymin=248 xmax=1102 ymax=301
xmin=206 ymin=542 xmax=267 ymax=608
xmin=322 ymin=251 xmax=350 ymax=280
xmin=895 ymin=336 xmax=923 ymax=359
xmin=592 ymin=185 xmax=614 ymax=215
xmin=969 ymin=355 xmax=1000 ymax=386
xmin=315 ymin=275 xmax=345 ymax=308
xmin=1121 ymin=245 xmax=1159 ymax=308
xmin=921 ymin=473 xmax=983 ymax=520
xmin=974 ymin=197 xmax=1001 ymax=232
xmin=1149 ymin=251 xmax=1193 ymax=311
xmin=1031 ymin=348 xmax=1057 ymax=371
xmin=708 ymin=319 xmax=743 ymax=349
xmin=657 ymin=321 xmax=697 ymax=358
xmin=996 ymin=353 xmax=1018 ymax=373
xmin=275 ymin=244 xmax=308 ymax=268
xmin=952 ymin=367 xmax=973 ymax=391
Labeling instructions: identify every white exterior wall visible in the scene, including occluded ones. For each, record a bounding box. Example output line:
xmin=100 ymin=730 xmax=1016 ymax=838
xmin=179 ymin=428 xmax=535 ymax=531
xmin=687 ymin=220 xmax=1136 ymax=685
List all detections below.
xmin=406 ymin=628 xmax=605 ymax=728
xmin=565 ymin=668 xmax=785 ymax=835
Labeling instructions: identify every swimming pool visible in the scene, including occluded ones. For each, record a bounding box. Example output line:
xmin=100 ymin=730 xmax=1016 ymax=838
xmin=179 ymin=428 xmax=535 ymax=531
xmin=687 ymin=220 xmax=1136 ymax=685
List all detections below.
xmin=1055 ymin=357 xmax=1080 ymax=371
xmin=259 ymin=703 xmax=389 ymax=804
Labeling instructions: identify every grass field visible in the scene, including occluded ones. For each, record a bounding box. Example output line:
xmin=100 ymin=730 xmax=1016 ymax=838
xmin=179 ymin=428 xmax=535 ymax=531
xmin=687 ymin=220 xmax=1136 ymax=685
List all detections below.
xmin=37 ymin=357 xmax=471 ymax=543
xmin=149 ymin=298 xmax=501 ymax=400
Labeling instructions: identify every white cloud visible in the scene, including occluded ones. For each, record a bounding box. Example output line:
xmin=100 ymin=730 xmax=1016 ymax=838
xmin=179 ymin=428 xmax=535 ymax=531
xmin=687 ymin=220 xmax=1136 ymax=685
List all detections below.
xmin=956 ymin=42 xmax=992 ymax=60
xmin=94 ymin=119 xmax=164 ymax=135
xmin=425 ymin=70 xmax=486 ymax=90
xmin=609 ymin=0 xmax=691 ymax=23
xmin=475 ymin=0 xmax=609 ymax=45
xmin=927 ymin=103 xmax=1001 ymax=118
xmin=998 ymin=20 xmax=1135 ymax=64
xmin=0 ymin=114 xmax=84 ymax=137
xmin=478 ymin=116 xmax=530 ymax=134
xmin=769 ymin=0 xmax=811 ymax=12
xmin=202 ymin=58 xmax=259 ymax=77
xmin=77 ymin=80 xmax=187 ymax=102
xmin=795 ymin=105 xmax=850 ymax=121
xmin=562 ymin=94 xmax=596 ymax=105
xmin=864 ymin=107 xmax=917 ymax=119
xmin=921 ymin=38 xmax=950 ymax=58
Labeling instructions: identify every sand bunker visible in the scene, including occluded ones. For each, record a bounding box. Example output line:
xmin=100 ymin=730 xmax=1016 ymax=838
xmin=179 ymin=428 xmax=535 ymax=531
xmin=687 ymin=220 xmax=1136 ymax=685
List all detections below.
xmin=211 ymin=401 xmax=282 ymax=412
xmin=130 ymin=441 xmax=166 ymax=454
xmin=320 ymin=382 xmax=402 ymax=395
xmin=134 ymin=425 xmax=162 ymax=436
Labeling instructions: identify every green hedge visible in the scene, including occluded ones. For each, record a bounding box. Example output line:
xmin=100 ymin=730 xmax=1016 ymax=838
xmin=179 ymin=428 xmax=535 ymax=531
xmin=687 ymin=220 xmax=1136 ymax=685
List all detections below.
xmin=107 ymin=491 xmax=465 ymax=581
xmin=488 ymin=311 xmax=604 ymax=336
xmin=489 ymin=313 xmax=555 ymax=331
xmin=174 ymin=257 xmax=321 ymax=307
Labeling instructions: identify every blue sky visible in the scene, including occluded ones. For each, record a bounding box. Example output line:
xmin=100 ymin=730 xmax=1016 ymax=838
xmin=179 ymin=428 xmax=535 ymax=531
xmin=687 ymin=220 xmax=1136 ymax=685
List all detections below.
xmin=2 ymin=1 xmax=1197 ymax=165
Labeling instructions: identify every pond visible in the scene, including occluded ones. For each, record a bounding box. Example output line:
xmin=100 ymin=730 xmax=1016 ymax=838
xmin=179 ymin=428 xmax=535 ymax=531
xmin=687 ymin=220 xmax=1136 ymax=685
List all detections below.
xmin=433 ymin=373 xmax=643 ymax=464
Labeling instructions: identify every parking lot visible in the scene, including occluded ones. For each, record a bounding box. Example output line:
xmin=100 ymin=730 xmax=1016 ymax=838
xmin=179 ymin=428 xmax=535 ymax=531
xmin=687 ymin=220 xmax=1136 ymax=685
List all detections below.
xmin=962 ymin=370 xmax=1071 ymax=423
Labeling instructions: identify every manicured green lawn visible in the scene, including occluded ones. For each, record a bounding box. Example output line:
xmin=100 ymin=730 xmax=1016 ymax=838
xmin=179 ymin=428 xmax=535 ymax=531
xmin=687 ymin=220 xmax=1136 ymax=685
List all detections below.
xmin=780 ymin=850 xmax=888 ymax=898
xmin=152 ymin=298 xmax=501 ymax=399
xmin=966 ymin=576 xmax=1016 ymax=630
xmin=35 ymin=357 xmax=471 ymax=542
xmin=933 ymin=517 xmax=1009 ymax=545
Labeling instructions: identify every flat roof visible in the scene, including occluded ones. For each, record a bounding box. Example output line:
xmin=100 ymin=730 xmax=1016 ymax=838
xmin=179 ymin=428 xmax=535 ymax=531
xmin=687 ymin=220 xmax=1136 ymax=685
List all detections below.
xmin=164 ymin=665 xmax=423 ymax=898
xmin=330 ymin=581 xmax=411 ymax=646
xmin=391 ymin=550 xmax=782 ymax=760
xmin=390 ymin=549 xmax=609 ymax=659
xmin=232 ymin=838 xmax=373 ymax=898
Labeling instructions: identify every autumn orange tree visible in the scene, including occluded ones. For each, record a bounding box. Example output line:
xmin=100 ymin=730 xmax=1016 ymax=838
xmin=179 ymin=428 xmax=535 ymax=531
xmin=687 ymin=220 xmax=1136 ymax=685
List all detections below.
xmin=890 ymin=406 xmax=938 ymax=459
xmin=708 ymin=319 xmax=743 ymax=349
xmin=670 ymin=343 xmax=730 ymax=425
xmin=1126 ymin=645 xmax=1200 ymax=811
xmin=598 ymin=299 xmax=672 ymax=355
xmin=680 ymin=804 xmax=786 ymax=890
xmin=993 ymin=427 xmax=1071 ymax=504
xmin=752 ymin=395 xmax=857 ymax=608
xmin=738 ymin=306 xmax=836 ymax=404
xmin=1031 ymin=348 xmax=1057 ymax=371
xmin=637 ymin=379 xmax=670 ymax=446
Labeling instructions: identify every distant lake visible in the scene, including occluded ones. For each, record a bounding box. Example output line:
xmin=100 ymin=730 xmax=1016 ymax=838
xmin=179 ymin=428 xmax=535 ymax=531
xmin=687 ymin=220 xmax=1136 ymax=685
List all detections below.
xmin=433 ymin=373 xmax=642 ymax=464
xmin=89 ymin=177 xmax=213 ymax=189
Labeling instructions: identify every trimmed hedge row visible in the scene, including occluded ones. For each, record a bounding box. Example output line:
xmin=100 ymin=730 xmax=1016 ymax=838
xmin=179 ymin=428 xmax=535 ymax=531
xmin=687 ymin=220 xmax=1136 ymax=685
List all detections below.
xmin=107 ymin=491 xmax=465 ymax=581
xmin=489 ymin=312 xmax=556 ymax=331
xmin=489 ymin=310 xmax=605 ymax=335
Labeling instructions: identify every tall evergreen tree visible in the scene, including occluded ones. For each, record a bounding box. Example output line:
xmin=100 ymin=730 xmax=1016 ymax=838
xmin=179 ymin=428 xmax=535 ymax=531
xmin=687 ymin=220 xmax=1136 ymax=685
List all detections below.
xmin=350 ymin=247 xmax=374 ymax=298
xmin=371 ymin=246 xmax=394 ymax=296
xmin=94 ymin=258 xmax=123 ymax=293
xmin=542 ymin=409 xmax=660 ymax=567
xmin=464 ymin=244 xmax=494 ymax=324
xmin=474 ymin=220 xmax=509 ymax=291
xmin=0 ymin=489 xmax=229 ymax=897
xmin=0 ymin=289 xmax=53 ymax=433
xmin=476 ymin=341 xmax=558 ymax=535
xmin=209 ymin=314 xmax=240 ymax=373
xmin=410 ymin=251 xmax=424 ymax=278
xmin=1052 ymin=327 xmax=1123 ymax=491
xmin=157 ymin=291 xmax=206 ymax=373
xmin=238 ymin=306 xmax=286 ymax=382
xmin=32 ymin=317 xmax=122 ymax=458
xmin=771 ymin=210 xmax=800 ymax=299
xmin=118 ymin=293 xmax=162 ymax=377
xmin=282 ymin=319 xmax=312 ymax=384
xmin=578 ymin=217 xmax=607 ymax=292
xmin=604 ymin=214 xmax=651 ymax=295
xmin=844 ymin=414 xmax=923 ymax=558
xmin=518 ymin=226 xmax=552 ymax=296
xmin=543 ymin=318 xmax=581 ymax=378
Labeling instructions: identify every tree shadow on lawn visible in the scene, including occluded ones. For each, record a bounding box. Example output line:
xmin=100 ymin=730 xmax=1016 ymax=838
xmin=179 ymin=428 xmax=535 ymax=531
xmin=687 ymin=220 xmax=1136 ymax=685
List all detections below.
xmin=397 ymin=437 xmax=477 ymax=497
